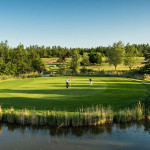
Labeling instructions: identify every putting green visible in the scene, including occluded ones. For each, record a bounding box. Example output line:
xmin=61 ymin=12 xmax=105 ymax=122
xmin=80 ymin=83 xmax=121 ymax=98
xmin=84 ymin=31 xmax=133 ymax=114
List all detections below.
xmin=0 ymin=76 xmax=147 ymax=111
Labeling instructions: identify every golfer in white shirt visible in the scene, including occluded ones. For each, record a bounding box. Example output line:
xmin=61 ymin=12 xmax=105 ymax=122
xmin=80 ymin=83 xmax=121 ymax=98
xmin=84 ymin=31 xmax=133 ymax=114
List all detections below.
xmin=66 ymin=78 xmax=69 ymax=88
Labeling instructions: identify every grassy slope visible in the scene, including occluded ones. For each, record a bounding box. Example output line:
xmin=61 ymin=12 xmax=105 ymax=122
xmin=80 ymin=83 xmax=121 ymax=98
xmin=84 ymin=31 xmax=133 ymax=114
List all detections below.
xmin=0 ymin=76 xmax=147 ymax=111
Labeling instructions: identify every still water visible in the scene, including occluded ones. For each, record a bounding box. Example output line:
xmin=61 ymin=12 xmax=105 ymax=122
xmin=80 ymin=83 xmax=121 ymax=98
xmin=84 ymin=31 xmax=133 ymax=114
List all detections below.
xmin=0 ymin=121 xmax=150 ymax=150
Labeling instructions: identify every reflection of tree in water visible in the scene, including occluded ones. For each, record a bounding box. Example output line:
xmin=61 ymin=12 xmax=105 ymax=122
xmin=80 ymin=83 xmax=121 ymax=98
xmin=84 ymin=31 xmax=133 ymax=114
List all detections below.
xmin=0 ymin=123 xmax=2 ymax=134
xmin=71 ymin=127 xmax=87 ymax=137
xmin=49 ymin=127 xmax=58 ymax=137
xmin=47 ymin=121 xmax=150 ymax=136
xmin=48 ymin=126 xmax=110 ymax=137
xmin=5 ymin=123 xmax=22 ymax=131
xmin=2 ymin=120 xmax=150 ymax=137
xmin=126 ymin=122 xmax=133 ymax=128
xmin=115 ymin=121 xmax=145 ymax=131
xmin=117 ymin=123 xmax=128 ymax=130
xmin=88 ymin=126 xmax=106 ymax=135
xmin=143 ymin=120 xmax=150 ymax=134
xmin=105 ymin=124 xmax=113 ymax=134
xmin=137 ymin=121 xmax=144 ymax=129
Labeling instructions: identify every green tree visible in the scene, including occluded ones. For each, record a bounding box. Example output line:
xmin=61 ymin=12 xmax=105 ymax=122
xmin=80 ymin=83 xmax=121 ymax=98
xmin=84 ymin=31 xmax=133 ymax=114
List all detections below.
xmin=140 ymin=45 xmax=150 ymax=73
xmin=89 ymin=52 xmax=102 ymax=64
xmin=70 ymin=49 xmax=81 ymax=73
xmin=29 ymin=51 xmax=45 ymax=73
xmin=0 ymin=57 xmax=5 ymax=74
xmin=82 ymin=52 xmax=89 ymax=65
xmin=107 ymin=41 xmax=125 ymax=70
xmin=58 ymin=62 xmax=67 ymax=75
xmin=124 ymin=44 xmax=137 ymax=70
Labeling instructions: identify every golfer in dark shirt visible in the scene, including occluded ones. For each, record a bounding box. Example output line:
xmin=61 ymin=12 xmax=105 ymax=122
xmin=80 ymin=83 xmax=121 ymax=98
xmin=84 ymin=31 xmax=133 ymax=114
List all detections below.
xmin=89 ymin=79 xmax=92 ymax=86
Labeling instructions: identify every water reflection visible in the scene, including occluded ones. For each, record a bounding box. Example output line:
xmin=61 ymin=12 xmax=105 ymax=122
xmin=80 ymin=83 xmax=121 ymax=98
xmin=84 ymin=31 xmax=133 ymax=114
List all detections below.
xmin=0 ymin=120 xmax=150 ymax=137
xmin=1 ymin=121 xmax=150 ymax=150
xmin=0 ymin=123 xmax=2 ymax=134
xmin=143 ymin=120 xmax=150 ymax=133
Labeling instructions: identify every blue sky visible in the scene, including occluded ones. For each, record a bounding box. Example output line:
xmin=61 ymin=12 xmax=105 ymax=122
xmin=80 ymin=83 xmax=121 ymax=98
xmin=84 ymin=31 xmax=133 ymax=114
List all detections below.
xmin=0 ymin=0 xmax=150 ymax=48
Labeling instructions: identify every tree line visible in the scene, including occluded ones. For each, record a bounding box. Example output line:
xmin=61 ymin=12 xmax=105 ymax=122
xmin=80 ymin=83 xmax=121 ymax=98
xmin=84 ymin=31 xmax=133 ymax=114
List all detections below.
xmin=25 ymin=42 xmax=150 ymax=58
xmin=0 ymin=41 xmax=45 ymax=75
xmin=0 ymin=40 xmax=150 ymax=75
xmin=60 ymin=41 xmax=150 ymax=74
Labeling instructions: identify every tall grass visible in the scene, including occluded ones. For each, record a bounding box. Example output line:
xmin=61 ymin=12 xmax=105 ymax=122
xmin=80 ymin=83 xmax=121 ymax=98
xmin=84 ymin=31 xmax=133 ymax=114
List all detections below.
xmin=0 ymin=72 xmax=40 ymax=81
xmin=0 ymin=102 xmax=146 ymax=127
xmin=114 ymin=102 xmax=144 ymax=122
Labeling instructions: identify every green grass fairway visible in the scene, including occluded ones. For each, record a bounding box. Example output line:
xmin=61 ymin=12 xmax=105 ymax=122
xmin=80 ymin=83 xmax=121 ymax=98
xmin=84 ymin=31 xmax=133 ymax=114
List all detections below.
xmin=0 ymin=76 xmax=148 ymax=111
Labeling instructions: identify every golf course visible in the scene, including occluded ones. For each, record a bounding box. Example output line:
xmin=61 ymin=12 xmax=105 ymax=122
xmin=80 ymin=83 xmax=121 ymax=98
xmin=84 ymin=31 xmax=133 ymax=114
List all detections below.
xmin=0 ymin=76 xmax=148 ymax=111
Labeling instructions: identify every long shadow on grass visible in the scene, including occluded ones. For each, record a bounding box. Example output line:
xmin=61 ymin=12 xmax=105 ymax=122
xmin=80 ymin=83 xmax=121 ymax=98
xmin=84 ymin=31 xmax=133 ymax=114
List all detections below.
xmin=0 ymin=79 xmax=146 ymax=111
xmin=0 ymin=88 xmax=106 ymax=95
xmin=0 ymin=83 xmax=146 ymax=111
xmin=0 ymin=95 xmax=142 ymax=111
xmin=71 ymin=78 xmax=142 ymax=84
xmin=93 ymin=79 xmax=141 ymax=83
xmin=0 ymin=83 xmax=144 ymax=95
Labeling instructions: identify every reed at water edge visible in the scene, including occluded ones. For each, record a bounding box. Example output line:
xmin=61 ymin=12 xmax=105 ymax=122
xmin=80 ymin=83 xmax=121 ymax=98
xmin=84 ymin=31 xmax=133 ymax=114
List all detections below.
xmin=0 ymin=102 xmax=147 ymax=127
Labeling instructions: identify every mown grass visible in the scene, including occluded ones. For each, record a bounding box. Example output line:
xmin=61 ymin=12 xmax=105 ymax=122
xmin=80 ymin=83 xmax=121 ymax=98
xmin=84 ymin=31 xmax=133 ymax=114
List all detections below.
xmin=0 ymin=76 xmax=147 ymax=111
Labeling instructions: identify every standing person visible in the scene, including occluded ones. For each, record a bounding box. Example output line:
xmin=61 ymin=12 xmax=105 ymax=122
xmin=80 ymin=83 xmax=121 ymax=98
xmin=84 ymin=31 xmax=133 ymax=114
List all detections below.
xmin=66 ymin=78 xmax=69 ymax=88
xmin=89 ymin=79 xmax=92 ymax=86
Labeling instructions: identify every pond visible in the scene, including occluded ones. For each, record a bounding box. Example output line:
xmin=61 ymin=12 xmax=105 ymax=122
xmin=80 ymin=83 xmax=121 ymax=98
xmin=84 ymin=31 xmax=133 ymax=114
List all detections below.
xmin=0 ymin=120 xmax=150 ymax=150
